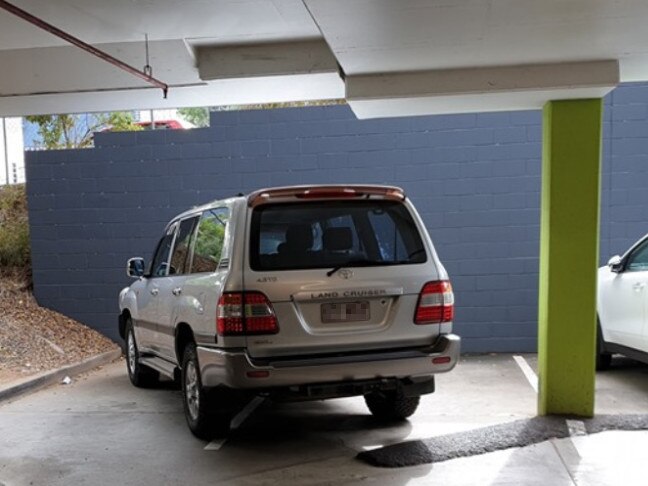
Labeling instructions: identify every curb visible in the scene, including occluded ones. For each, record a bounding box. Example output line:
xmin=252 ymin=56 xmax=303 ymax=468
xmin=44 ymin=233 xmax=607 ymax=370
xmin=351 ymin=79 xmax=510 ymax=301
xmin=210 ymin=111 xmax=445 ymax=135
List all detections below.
xmin=357 ymin=414 xmax=648 ymax=467
xmin=0 ymin=348 xmax=122 ymax=403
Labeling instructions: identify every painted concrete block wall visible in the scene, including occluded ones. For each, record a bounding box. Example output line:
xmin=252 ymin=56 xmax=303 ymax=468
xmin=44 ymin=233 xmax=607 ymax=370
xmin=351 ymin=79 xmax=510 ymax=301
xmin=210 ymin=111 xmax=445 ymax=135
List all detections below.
xmin=25 ymin=83 xmax=648 ymax=351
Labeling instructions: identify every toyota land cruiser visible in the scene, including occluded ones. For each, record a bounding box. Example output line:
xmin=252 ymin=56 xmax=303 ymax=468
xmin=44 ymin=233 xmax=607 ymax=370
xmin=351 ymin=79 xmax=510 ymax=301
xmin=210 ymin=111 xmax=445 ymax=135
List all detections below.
xmin=119 ymin=185 xmax=460 ymax=439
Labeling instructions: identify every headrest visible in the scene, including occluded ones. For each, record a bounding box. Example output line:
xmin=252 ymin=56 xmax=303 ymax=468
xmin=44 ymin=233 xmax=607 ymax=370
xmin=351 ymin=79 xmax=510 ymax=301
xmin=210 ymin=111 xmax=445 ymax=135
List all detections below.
xmin=284 ymin=224 xmax=313 ymax=251
xmin=323 ymin=227 xmax=353 ymax=252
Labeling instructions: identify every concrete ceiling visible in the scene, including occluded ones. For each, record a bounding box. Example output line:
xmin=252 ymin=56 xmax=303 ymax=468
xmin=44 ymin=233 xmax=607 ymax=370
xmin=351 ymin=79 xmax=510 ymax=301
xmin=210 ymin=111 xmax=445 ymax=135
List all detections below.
xmin=0 ymin=0 xmax=343 ymax=115
xmin=2 ymin=0 xmax=648 ymax=118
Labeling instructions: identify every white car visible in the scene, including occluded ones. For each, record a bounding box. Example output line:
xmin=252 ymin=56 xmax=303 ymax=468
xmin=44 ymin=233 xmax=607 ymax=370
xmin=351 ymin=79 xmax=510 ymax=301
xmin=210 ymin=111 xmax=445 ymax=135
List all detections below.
xmin=597 ymin=233 xmax=648 ymax=369
xmin=119 ymin=185 xmax=460 ymax=439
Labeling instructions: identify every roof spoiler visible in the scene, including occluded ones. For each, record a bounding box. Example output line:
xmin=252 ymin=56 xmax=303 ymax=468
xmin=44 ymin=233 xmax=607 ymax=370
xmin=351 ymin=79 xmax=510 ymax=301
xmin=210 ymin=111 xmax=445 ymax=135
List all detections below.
xmin=248 ymin=185 xmax=406 ymax=207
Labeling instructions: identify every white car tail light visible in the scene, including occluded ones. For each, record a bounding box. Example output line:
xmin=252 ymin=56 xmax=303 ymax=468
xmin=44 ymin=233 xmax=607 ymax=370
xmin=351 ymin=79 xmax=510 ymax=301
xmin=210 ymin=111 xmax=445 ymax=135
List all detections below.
xmin=414 ymin=281 xmax=454 ymax=324
xmin=217 ymin=292 xmax=279 ymax=335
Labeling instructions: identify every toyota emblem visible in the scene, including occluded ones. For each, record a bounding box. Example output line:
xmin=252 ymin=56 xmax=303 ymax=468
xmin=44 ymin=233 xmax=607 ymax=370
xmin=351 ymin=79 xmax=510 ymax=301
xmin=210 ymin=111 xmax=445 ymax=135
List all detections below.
xmin=338 ymin=269 xmax=354 ymax=279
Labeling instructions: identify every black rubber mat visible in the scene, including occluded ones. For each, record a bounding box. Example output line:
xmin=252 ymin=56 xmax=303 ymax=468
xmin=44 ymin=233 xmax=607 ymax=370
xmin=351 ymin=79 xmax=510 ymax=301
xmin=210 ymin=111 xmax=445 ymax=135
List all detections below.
xmin=357 ymin=414 xmax=648 ymax=468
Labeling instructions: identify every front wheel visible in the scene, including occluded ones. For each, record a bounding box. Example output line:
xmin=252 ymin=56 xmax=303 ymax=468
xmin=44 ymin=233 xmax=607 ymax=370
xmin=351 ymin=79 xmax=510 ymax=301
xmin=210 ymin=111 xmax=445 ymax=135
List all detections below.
xmin=181 ymin=343 xmax=231 ymax=440
xmin=124 ymin=318 xmax=159 ymax=388
xmin=364 ymin=390 xmax=420 ymax=421
xmin=596 ymin=323 xmax=612 ymax=371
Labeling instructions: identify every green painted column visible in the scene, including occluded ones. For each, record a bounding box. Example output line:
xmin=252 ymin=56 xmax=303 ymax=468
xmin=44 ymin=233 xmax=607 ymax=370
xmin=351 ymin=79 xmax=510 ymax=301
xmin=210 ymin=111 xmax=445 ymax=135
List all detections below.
xmin=538 ymin=99 xmax=603 ymax=417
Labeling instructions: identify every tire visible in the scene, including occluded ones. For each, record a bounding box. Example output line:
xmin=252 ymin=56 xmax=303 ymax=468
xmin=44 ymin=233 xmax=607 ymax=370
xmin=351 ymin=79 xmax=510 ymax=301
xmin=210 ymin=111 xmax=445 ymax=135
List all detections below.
xmin=596 ymin=322 xmax=612 ymax=371
xmin=181 ymin=342 xmax=231 ymax=440
xmin=364 ymin=389 xmax=420 ymax=421
xmin=124 ymin=318 xmax=159 ymax=388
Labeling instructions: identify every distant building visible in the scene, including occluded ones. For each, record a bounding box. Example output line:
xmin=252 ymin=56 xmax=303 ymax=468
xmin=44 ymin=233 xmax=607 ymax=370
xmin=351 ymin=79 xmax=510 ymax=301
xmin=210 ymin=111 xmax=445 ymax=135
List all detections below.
xmin=0 ymin=118 xmax=25 ymax=185
xmin=135 ymin=109 xmax=195 ymax=129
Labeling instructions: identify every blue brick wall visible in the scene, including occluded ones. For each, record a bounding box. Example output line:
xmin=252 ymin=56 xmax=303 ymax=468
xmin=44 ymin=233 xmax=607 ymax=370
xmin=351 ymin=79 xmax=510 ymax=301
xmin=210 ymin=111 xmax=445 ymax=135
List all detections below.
xmin=25 ymin=83 xmax=648 ymax=351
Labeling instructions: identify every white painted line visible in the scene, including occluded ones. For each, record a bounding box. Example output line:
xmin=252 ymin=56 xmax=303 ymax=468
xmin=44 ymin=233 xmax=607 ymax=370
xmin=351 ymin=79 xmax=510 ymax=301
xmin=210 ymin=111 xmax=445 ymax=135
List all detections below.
xmin=550 ymin=438 xmax=581 ymax=483
xmin=204 ymin=438 xmax=227 ymax=451
xmin=231 ymin=396 xmax=265 ymax=430
xmin=513 ymin=355 xmax=538 ymax=393
xmin=550 ymin=419 xmax=587 ymax=482
xmin=566 ymin=419 xmax=587 ymax=437
xmin=204 ymin=396 xmax=265 ymax=451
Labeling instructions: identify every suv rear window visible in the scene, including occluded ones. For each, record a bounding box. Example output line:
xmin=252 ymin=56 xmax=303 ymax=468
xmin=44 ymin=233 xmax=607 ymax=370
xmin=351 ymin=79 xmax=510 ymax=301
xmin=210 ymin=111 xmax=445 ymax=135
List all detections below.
xmin=250 ymin=201 xmax=427 ymax=271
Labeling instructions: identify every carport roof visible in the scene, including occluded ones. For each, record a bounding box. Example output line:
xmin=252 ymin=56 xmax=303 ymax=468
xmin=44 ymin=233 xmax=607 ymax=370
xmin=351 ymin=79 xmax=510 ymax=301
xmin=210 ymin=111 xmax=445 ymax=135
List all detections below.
xmin=1 ymin=0 xmax=647 ymax=117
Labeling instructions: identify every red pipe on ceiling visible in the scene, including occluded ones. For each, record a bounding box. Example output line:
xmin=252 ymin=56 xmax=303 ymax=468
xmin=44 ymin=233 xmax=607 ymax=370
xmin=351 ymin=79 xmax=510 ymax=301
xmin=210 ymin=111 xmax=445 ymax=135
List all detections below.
xmin=0 ymin=0 xmax=169 ymax=98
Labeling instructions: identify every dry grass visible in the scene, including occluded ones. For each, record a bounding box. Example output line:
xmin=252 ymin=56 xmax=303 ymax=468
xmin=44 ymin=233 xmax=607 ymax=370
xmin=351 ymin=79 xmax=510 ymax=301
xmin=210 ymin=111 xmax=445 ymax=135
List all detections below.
xmin=0 ymin=184 xmax=30 ymax=269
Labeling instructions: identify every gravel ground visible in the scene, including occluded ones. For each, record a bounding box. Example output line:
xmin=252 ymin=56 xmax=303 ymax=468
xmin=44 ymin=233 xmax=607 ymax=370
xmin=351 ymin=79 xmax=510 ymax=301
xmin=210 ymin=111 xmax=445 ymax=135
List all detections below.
xmin=0 ymin=275 xmax=119 ymax=384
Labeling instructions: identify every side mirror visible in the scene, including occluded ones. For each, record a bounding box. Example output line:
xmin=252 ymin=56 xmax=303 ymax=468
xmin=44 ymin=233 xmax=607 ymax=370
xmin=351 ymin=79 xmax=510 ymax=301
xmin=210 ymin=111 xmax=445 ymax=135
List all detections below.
xmin=608 ymin=255 xmax=623 ymax=273
xmin=127 ymin=257 xmax=146 ymax=278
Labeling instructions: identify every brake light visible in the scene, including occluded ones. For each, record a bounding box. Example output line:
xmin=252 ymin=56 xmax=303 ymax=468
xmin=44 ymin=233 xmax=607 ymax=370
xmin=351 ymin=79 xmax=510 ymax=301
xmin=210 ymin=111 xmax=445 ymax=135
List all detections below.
xmin=217 ymin=292 xmax=279 ymax=335
xmin=295 ymin=188 xmax=360 ymax=199
xmin=414 ymin=281 xmax=454 ymax=324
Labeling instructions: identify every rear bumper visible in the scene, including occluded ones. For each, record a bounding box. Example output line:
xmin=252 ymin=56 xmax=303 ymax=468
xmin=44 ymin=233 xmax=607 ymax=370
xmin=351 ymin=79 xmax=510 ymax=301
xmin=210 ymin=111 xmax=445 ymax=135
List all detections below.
xmin=197 ymin=333 xmax=460 ymax=389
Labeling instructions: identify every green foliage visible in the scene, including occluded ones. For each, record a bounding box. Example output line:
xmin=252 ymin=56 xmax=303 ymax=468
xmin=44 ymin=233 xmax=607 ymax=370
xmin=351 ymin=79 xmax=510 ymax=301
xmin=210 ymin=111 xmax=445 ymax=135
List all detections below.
xmin=0 ymin=184 xmax=30 ymax=268
xmin=104 ymin=112 xmax=143 ymax=132
xmin=25 ymin=114 xmax=76 ymax=149
xmin=177 ymin=107 xmax=210 ymax=128
xmin=25 ymin=112 xmax=141 ymax=149
xmin=194 ymin=217 xmax=225 ymax=263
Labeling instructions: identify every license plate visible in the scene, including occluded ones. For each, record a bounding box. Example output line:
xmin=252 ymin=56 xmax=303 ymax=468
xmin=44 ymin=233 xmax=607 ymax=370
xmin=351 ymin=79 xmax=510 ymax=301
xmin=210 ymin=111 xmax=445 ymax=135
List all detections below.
xmin=321 ymin=301 xmax=370 ymax=323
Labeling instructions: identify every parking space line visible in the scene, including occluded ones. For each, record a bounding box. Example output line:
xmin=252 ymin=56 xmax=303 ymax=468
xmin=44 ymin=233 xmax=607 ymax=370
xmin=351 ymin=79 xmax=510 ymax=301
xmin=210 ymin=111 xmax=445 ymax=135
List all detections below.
xmin=204 ymin=437 xmax=227 ymax=451
xmin=231 ymin=396 xmax=265 ymax=430
xmin=566 ymin=419 xmax=586 ymax=437
xmin=550 ymin=438 xmax=580 ymax=485
xmin=204 ymin=396 xmax=265 ymax=451
xmin=513 ymin=355 xmax=538 ymax=393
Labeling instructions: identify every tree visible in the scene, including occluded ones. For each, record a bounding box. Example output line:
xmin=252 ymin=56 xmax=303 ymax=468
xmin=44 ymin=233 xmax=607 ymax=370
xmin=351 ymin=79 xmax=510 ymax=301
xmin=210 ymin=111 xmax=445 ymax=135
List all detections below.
xmin=25 ymin=112 xmax=141 ymax=149
xmin=177 ymin=107 xmax=209 ymax=128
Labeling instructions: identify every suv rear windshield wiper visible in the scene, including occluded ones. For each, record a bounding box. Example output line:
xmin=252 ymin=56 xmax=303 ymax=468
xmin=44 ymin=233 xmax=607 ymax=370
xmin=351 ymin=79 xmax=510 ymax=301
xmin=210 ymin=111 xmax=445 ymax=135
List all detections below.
xmin=326 ymin=258 xmax=398 ymax=277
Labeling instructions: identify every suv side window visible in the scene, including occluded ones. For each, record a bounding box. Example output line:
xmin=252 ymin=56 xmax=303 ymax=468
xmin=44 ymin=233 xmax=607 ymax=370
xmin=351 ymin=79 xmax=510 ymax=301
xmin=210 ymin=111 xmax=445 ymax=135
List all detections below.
xmin=190 ymin=208 xmax=230 ymax=273
xmin=150 ymin=225 xmax=177 ymax=278
xmin=169 ymin=216 xmax=199 ymax=275
xmin=627 ymin=239 xmax=648 ymax=272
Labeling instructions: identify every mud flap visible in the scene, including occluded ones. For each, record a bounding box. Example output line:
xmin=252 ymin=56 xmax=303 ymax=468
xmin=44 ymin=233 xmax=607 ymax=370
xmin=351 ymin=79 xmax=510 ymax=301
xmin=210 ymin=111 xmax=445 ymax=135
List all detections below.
xmin=401 ymin=376 xmax=435 ymax=397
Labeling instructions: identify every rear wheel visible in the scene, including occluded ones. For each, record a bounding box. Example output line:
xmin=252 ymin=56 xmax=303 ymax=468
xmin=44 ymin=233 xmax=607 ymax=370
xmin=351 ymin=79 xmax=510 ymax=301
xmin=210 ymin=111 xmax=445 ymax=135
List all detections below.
xmin=596 ymin=322 xmax=612 ymax=371
xmin=181 ymin=342 xmax=231 ymax=440
xmin=364 ymin=389 xmax=420 ymax=421
xmin=124 ymin=318 xmax=159 ymax=388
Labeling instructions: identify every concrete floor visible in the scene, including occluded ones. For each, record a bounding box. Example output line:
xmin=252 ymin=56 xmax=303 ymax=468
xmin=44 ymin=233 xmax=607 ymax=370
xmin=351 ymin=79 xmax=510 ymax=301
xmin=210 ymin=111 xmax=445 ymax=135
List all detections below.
xmin=0 ymin=354 xmax=647 ymax=485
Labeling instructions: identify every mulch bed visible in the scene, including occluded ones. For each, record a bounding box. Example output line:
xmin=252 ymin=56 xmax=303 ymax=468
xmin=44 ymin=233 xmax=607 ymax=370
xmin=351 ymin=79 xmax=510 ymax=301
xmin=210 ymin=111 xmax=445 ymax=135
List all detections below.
xmin=0 ymin=270 xmax=118 ymax=383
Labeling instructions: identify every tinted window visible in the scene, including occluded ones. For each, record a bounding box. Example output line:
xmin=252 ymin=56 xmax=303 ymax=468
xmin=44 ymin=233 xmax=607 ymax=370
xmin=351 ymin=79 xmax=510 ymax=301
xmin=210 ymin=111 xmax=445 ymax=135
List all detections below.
xmin=169 ymin=216 xmax=199 ymax=275
xmin=251 ymin=201 xmax=426 ymax=271
xmin=627 ymin=240 xmax=648 ymax=272
xmin=150 ymin=225 xmax=176 ymax=277
xmin=190 ymin=208 xmax=230 ymax=273
xmin=368 ymin=208 xmax=409 ymax=261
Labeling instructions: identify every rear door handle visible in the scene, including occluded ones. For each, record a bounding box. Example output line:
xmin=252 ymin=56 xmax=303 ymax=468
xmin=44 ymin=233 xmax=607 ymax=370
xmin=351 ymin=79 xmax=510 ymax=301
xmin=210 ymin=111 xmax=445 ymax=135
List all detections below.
xmin=633 ymin=283 xmax=646 ymax=292
xmin=172 ymin=288 xmax=182 ymax=296
xmin=150 ymin=288 xmax=159 ymax=296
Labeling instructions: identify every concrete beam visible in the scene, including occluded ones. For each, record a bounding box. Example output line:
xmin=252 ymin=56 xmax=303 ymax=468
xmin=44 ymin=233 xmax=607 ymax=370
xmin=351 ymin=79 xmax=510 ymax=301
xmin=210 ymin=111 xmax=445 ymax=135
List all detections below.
xmin=346 ymin=60 xmax=619 ymax=118
xmin=0 ymin=38 xmax=343 ymax=116
xmin=195 ymin=39 xmax=338 ymax=80
xmin=0 ymin=73 xmax=344 ymax=117
xmin=0 ymin=40 xmax=201 ymax=95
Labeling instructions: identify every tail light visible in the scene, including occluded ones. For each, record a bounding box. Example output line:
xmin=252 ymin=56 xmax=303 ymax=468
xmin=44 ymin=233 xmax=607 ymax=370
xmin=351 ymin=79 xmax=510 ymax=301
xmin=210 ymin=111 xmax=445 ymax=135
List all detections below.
xmin=217 ymin=292 xmax=279 ymax=335
xmin=414 ymin=281 xmax=454 ymax=324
